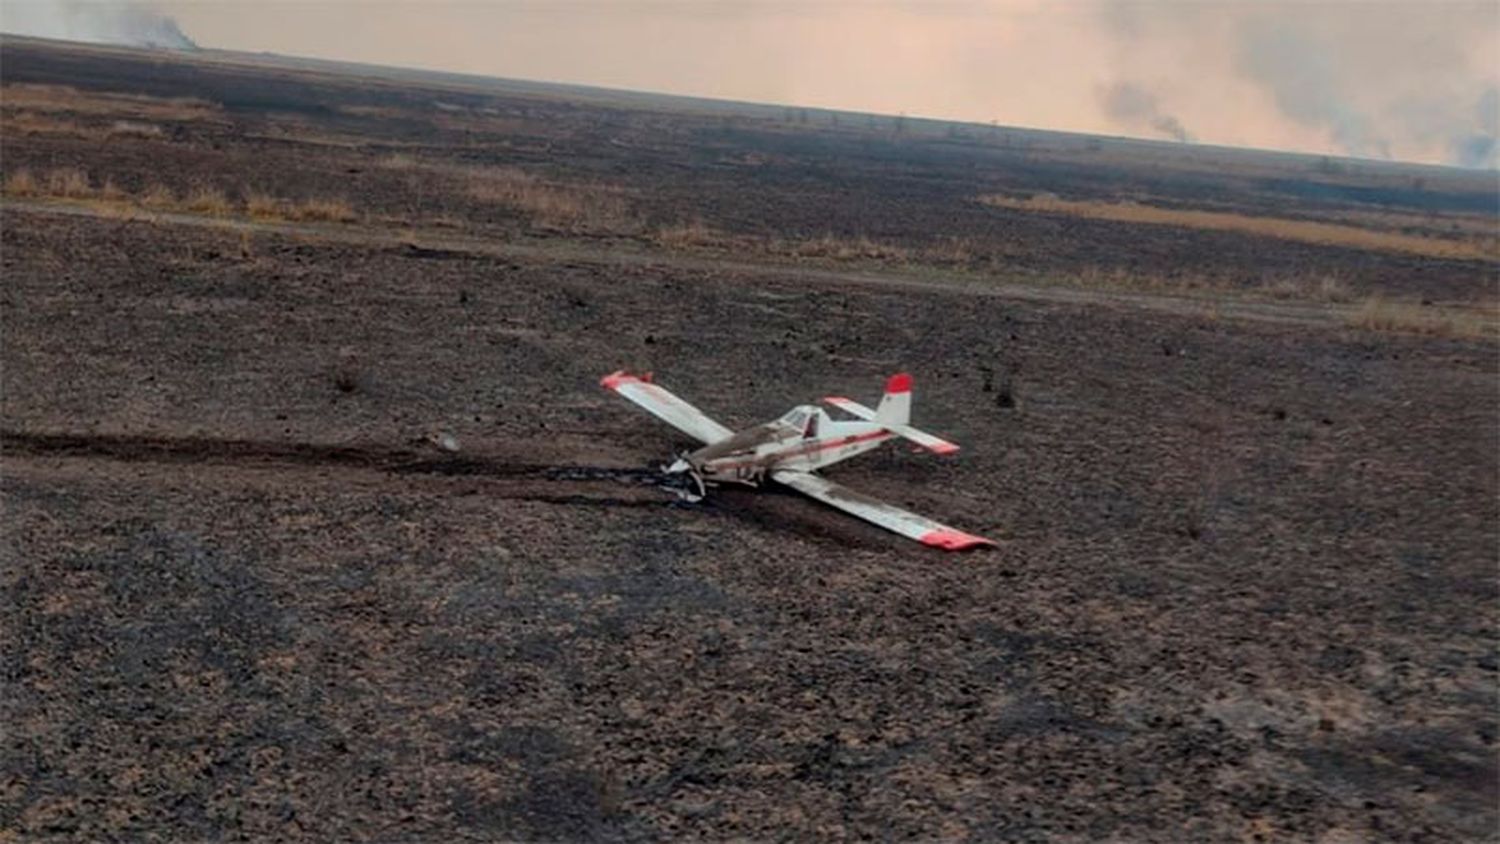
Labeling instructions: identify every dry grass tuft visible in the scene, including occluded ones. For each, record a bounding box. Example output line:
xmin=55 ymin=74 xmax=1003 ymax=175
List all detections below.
xmin=921 ymin=236 xmax=980 ymax=264
xmin=97 ymin=179 xmax=127 ymax=201
xmin=377 ymin=153 xmax=421 ymax=170
xmin=1311 ymin=275 xmax=1354 ymax=303
xmin=1345 ymin=297 xmax=1495 ymax=339
xmin=46 ymin=167 xmax=92 ymax=198
xmin=653 ymin=219 xmax=720 ymax=249
xmin=372 ymin=157 xmax=634 ymax=231
xmin=1 ymin=112 xmax=96 ymax=138
xmin=244 ymin=192 xmax=284 ymax=220
xmin=465 ymin=167 xmax=631 ymax=230
xmin=287 ymin=198 xmax=358 ymax=223
xmin=979 ymin=194 xmax=1499 ymax=261
xmin=341 ymin=105 xmax=409 ymax=120
xmin=241 ymin=193 xmax=357 ymax=223
xmin=90 ymin=200 xmax=138 ymax=220
xmin=1 ymin=83 xmax=219 ymax=121
xmin=792 ymin=234 xmax=910 ymax=262
xmin=1265 ymin=273 xmax=1355 ymax=303
xmin=185 ymin=186 xmax=232 ymax=216
xmin=1070 ymin=265 xmax=1228 ymax=295
xmin=139 ymin=183 xmax=178 ymax=209
xmin=4 ymin=168 xmax=40 ymax=197
xmin=4 ymin=164 xmax=361 ymax=226
xmin=108 ymin=120 xmax=164 ymax=139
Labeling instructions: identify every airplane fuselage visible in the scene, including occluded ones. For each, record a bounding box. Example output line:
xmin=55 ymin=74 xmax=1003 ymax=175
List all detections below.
xmin=674 ymin=404 xmax=895 ymax=487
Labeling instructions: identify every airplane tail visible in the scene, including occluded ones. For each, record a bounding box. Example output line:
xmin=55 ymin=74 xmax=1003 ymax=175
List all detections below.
xmin=877 ymin=373 xmax=960 ymax=454
xmin=823 ymin=373 xmax=961 ymax=455
xmin=874 ymin=372 xmax=912 ymax=427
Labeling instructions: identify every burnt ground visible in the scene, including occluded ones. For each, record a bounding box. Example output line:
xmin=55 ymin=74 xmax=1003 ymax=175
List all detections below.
xmin=3 ymin=38 xmax=1500 ymax=842
xmin=2 ymin=36 xmax=1497 ymax=305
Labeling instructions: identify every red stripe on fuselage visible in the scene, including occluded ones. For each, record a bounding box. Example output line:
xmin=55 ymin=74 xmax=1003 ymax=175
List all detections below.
xmin=707 ymin=429 xmax=891 ymax=470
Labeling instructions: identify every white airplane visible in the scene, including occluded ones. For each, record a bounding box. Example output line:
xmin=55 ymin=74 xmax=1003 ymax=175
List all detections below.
xmin=601 ymin=370 xmax=995 ymax=550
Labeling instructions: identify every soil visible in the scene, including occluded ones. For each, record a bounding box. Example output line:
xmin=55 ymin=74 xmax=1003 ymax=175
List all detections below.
xmin=2 ymin=37 xmax=1498 ymax=842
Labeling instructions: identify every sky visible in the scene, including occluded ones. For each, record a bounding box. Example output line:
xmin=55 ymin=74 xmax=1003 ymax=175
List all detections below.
xmin=4 ymin=0 xmax=1498 ymax=168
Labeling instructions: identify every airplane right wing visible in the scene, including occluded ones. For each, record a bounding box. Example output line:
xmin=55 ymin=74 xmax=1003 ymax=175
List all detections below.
xmin=601 ymin=370 xmax=734 ymax=445
xmin=772 ymin=469 xmax=994 ymax=550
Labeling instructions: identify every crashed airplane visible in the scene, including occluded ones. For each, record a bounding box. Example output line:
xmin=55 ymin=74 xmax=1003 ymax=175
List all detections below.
xmin=601 ymin=370 xmax=995 ymax=550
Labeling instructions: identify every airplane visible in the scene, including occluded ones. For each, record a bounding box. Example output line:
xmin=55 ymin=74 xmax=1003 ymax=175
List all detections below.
xmin=600 ymin=370 xmax=995 ymax=550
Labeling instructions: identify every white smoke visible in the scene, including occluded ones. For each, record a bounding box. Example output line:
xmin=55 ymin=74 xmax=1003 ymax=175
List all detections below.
xmin=1 ymin=1 xmax=196 ymax=49
xmin=1235 ymin=20 xmax=1390 ymax=160
xmin=1096 ymin=0 xmax=1498 ymax=168
xmin=1453 ymin=88 xmax=1499 ymax=169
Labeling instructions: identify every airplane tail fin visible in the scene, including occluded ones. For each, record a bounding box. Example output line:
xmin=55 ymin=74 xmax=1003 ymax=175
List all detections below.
xmin=877 ymin=374 xmax=960 ymax=454
xmin=874 ymin=372 xmax=912 ymax=427
xmin=824 ymin=373 xmax=960 ymax=455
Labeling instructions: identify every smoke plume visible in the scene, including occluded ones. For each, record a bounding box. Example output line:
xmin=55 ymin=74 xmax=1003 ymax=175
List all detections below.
xmin=2 ymin=1 xmax=196 ymax=50
xmin=3 ymin=1 xmax=1493 ymax=168
xmin=1100 ymin=82 xmax=1193 ymax=143
xmin=1235 ymin=20 xmax=1388 ymax=159
xmin=1095 ymin=1 xmax=1497 ymax=167
xmin=1449 ymin=87 xmax=1498 ymax=169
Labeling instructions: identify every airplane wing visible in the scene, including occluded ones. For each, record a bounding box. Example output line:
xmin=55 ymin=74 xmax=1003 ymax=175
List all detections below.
xmin=771 ymin=469 xmax=994 ymax=550
xmin=601 ymin=370 xmax=734 ymax=445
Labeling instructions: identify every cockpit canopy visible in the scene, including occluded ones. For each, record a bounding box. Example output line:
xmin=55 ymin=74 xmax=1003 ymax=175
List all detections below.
xmin=780 ymin=405 xmax=821 ymax=438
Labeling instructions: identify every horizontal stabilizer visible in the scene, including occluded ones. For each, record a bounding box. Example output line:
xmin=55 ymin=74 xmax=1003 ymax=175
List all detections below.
xmin=822 ymin=396 xmax=877 ymax=420
xmin=893 ymin=425 xmax=959 ymax=455
xmin=824 ymin=396 xmax=959 ymax=454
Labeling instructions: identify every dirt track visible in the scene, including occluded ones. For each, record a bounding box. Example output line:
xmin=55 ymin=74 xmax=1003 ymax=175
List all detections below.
xmin=3 ymin=37 xmax=1498 ymax=842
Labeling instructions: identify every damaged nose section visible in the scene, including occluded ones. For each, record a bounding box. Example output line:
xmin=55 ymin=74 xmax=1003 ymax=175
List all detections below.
xmin=664 ymin=455 xmax=706 ymax=501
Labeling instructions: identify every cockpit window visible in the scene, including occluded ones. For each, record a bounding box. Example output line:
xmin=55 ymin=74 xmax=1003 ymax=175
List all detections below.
xmin=783 ymin=407 xmax=819 ymax=438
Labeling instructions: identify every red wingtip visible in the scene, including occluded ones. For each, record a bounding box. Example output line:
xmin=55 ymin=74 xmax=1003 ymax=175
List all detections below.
xmin=885 ymin=373 xmax=912 ymax=394
xmin=600 ymin=370 xmax=636 ymax=390
xmin=919 ymin=528 xmax=995 ymax=551
xmin=929 ymin=442 xmax=960 ymax=455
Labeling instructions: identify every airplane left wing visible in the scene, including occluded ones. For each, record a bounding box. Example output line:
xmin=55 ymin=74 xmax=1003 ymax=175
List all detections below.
xmin=771 ymin=469 xmax=994 ymax=550
xmin=601 ymin=370 xmax=734 ymax=445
